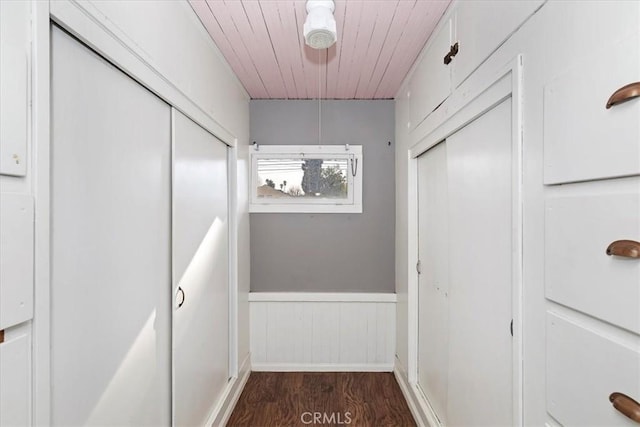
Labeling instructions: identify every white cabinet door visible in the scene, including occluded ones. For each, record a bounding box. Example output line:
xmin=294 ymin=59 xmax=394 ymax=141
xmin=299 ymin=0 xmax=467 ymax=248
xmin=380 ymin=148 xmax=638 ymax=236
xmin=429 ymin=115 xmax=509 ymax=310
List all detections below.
xmin=446 ymin=98 xmax=513 ymax=427
xmin=0 ymin=193 xmax=33 ymax=329
xmin=452 ymin=0 xmax=543 ymax=88
xmin=409 ymin=19 xmax=452 ymax=131
xmin=0 ymin=0 xmax=29 ymax=177
xmin=417 ymin=142 xmax=450 ymax=424
xmin=0 ymin=327 xmax=31 ymax=427
xmin=172 ymin=111 xmax=229 ymax=427
xmin=51 ymin=26 xmax=172 ymax=426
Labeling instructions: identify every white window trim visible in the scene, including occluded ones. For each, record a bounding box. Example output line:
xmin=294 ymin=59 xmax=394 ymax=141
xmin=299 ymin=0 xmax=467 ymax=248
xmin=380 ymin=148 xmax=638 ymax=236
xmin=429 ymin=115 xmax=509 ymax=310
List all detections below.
xmin=250 ymin=145 xmax=363 ymax=213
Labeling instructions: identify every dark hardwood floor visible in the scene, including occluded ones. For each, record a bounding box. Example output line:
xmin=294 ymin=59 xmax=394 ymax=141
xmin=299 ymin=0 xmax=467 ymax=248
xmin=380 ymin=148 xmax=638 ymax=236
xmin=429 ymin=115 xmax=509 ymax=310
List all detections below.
xmin=227 ymin=372 xmax=416 ymax=427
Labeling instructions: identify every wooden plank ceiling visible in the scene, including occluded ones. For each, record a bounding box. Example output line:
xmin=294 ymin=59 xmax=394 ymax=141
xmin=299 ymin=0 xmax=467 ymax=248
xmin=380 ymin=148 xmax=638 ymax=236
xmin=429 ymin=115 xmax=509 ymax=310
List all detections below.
xmin=190 ymin=0 xmax=450 ymax=99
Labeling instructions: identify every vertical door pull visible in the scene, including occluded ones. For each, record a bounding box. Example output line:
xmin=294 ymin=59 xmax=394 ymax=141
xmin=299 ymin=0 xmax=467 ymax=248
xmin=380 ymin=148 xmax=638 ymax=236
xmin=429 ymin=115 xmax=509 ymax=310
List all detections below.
xmin=606 ymin=240 xmax=640 ymax=259
xmin=609 ymin=392 xmax=640 ymax=423
xmin=176 ymin=286 xmax=185 ymax=308
xmin=606 ymin=82 xmax=640 ymax=109
xmin=0 ymin=330 xmax=4 ymax=344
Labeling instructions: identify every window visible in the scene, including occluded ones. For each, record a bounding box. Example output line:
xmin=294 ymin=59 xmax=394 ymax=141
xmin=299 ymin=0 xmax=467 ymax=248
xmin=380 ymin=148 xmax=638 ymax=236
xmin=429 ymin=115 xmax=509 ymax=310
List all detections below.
xmin=250 ymin=145 xmax=363 ymax=213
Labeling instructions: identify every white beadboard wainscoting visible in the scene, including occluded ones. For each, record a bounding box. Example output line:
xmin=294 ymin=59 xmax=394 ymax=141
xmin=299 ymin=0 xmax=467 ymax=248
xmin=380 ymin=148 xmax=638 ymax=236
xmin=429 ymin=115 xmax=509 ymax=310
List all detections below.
xmin=249 ymin=293 xmax=396 ymax=371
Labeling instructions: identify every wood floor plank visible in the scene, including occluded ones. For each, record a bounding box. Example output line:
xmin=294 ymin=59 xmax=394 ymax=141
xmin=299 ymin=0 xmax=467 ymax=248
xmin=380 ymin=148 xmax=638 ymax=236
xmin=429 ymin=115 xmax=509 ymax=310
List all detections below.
xmin=226 ymin=372 xmax=416 ymax=427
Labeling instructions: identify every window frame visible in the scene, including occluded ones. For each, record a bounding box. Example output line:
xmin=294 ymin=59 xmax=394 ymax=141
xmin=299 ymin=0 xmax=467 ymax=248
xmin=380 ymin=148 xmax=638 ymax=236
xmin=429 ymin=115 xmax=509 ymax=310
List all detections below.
xmin=249 ymin=144 xmax=363 ymax=213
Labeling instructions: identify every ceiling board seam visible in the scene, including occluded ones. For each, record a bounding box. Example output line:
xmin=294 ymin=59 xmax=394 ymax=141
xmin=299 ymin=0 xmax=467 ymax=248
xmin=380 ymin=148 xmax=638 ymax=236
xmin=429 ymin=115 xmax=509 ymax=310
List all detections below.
xmin=206 ymin=0 xmax=269 ymax=97
xmin=293 ymin=3 xmax=311 ymax=99
xmin=275 ymin=1 xmax=300 ymax=99
xmin=323 ymin=0 xmax=345 ymax=99
xmin=331 ymin=0 xmax=349 ymax=98
xmin=240 ymin=1 xmax=254 ymax=34
xmin=355 ymin=0 xmax=398 ymax=98
xmin=224 ymin=0 xmax=273 ymax=98
xmin=278 ymin=0 xmax=306 ymax=98
xmin=363 ymin=0 xmax=414 ymax=96
xmin=257 ymin=1 xmax=292 ymax=98
xmin=352 ymin=3 xmax=381 ymax=98
xmin=204 ymin=0 xmax=255 ymax=93
xmin=336 ymin=0 xmax=365 ymax=98
xmin=345 ymin=1 xmax=371 ymax=98
xmin=371 ymin=0 xmax=417 ymax=98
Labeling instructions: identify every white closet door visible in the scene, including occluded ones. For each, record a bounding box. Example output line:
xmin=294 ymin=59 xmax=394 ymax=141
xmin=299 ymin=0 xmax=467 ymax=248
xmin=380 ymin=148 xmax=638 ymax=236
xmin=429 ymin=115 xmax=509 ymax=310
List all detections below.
xmin=417 ymin=142 xmax=450 ymax=424
xmin=51 ymin=26 xmax=171 ymax=426
xmin=172 ymin=111 xmax=229 ymax=427
xmin=446 ymin=98 xmax=513 ymax=426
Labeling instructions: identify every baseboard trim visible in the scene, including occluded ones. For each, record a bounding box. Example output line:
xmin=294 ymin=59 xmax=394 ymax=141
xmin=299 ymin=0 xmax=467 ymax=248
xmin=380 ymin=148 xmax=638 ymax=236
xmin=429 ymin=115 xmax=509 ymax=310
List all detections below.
xmin=393 ymin=358 xmax=441 ymax=427
xmin=252 ymin=363 xmax=394 ymax=372
xmin=208 ymin=353 xmax=251 ymax=427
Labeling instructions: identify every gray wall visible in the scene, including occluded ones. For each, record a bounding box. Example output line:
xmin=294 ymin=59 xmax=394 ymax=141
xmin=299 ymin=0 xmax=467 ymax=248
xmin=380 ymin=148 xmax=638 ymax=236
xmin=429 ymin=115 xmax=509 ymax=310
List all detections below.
xmin=250 ymin=100 xmax=395 ymax=293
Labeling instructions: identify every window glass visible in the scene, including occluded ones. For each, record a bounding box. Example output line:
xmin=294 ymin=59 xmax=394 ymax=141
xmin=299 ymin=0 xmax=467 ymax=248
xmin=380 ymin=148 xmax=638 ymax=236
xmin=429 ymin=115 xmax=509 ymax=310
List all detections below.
xmin=257 ymin=158 xmax=348 ymax=199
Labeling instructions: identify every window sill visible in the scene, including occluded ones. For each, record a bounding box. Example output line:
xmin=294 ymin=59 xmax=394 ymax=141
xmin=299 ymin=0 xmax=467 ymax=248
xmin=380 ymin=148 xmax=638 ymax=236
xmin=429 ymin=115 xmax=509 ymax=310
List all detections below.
xmin=249 ymin=203 xmax=362 ymax=214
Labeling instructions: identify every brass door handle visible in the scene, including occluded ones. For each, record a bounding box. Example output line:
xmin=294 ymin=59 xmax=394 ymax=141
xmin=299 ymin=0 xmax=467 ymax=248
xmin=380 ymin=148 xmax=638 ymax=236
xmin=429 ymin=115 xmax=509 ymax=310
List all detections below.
xmin=606 ymin=240 xmax=640 ymax=258
xmin=610 ymin=392 xmax=640 ymax=423
xmin=606 ymin=82 xmax=640 ymax=109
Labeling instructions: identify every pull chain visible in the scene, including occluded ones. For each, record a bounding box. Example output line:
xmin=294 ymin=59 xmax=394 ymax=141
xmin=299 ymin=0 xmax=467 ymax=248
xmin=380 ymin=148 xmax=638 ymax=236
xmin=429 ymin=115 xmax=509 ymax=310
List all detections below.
xmin=318 ymin=49 xmax=322 ymax=146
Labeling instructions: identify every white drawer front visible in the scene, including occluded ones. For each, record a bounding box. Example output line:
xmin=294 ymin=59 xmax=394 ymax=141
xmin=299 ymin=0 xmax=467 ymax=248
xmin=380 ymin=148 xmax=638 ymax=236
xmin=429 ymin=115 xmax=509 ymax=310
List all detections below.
xmin=544 ymin=32 xmax=640 ymax=184
xmin=545 ymin=192 xmax=640 ymax=334
xmin=0 ymin=329 xmax=31 ymax=427
xmin=547 ymin=313 xmax=640 ymax=427
xmin=0 ymin=193 xmax=34 ymax=330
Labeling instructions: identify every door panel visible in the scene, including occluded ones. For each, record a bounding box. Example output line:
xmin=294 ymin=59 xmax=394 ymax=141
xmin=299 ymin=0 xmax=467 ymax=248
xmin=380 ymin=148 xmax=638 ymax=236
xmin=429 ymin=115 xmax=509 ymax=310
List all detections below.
xmin=409 ymin=19 xmax=452 ymax=130
xmin=417 ymin=142 xmax=450 ymax=423
xmin=51 ymin=26 xmax=172 ymax=426
xmin=446 ymin=98 xmax=513 ymax=426
xmin=173 ymin=111 xmax=229 ymax=427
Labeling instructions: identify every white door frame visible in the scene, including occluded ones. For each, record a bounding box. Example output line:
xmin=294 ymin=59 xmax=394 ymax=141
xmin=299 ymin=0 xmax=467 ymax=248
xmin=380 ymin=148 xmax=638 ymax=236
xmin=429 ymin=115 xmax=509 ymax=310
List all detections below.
xmin=32 ymin=1 xmax=240 ymax=424
xmin=406 ymin=55 xmax=524 ymax=427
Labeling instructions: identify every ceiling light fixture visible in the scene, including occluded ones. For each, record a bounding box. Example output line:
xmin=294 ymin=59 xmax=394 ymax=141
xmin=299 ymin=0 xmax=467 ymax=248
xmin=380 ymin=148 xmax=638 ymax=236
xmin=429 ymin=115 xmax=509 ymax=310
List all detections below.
xmin=304 ymin=0 xmax=337 ymax=50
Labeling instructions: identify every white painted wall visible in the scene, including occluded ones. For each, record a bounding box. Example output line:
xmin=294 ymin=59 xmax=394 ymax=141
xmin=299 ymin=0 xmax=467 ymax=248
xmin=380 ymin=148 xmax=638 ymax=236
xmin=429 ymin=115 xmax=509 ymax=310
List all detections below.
xmin=27 ymin=1 xmax=251 ymax=424
xmin=395 ymin=1 xmax=640 ymax=426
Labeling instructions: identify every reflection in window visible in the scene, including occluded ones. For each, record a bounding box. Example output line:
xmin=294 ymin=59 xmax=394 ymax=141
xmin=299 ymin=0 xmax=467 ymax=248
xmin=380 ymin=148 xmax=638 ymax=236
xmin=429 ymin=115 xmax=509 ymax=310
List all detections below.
xmin=257 ymin=158 xmax=348 ymax=199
